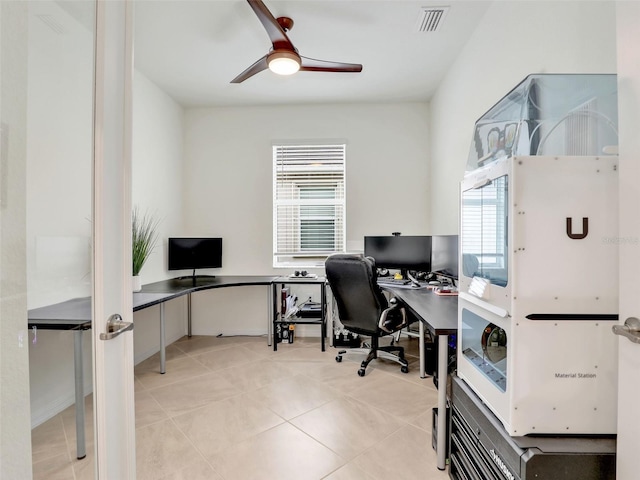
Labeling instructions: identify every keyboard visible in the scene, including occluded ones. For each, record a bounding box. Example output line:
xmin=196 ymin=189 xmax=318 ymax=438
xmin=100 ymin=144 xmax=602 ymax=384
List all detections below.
xmin=377 ymin=278 xmax=426 ymax=289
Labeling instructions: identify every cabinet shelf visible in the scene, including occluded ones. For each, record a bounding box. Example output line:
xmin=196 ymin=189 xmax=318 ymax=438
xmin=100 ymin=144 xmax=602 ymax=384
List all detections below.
xmin=272 ymin=277 xmax=327 ymax=351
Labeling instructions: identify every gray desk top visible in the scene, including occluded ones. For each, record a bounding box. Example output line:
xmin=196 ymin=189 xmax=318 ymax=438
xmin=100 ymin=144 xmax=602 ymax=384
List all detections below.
xmin=380 ymin=285 xmax=458 ymax=336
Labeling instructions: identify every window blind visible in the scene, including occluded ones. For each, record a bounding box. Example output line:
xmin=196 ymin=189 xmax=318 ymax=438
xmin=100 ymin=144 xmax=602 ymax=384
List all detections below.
xmin=461 ymin=176 xmax=508 ymax=268
xmin=273 ymin=144 xmax=346 ymax=266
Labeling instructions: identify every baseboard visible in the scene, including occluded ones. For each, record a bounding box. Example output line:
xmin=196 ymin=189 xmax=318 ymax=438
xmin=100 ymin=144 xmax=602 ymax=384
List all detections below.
xmin=134 ymin=330 xmax=186 ymax=365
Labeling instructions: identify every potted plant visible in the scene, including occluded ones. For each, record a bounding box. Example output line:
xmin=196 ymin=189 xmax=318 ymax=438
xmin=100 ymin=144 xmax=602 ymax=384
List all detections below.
xmin=132 ymin=207 xmax=159 ymax=292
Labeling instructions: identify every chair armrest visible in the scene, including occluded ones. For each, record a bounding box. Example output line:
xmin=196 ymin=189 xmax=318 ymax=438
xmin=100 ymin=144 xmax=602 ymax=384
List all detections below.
xmin=379 ymin=298 xmax=407 ymax=333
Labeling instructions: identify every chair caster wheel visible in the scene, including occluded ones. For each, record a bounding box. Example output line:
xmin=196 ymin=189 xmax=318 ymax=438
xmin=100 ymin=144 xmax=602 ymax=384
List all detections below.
xmin=335 ymin=356 xmax=342 ymax=363
xmin=401 ymin=365 xmax=409 ymax=374
xmin=358 ymin=368 xmax=366 ymax=377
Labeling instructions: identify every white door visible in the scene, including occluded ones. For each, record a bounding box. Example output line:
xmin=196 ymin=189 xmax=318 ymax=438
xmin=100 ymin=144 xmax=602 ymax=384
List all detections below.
xmin=92 ymin=0 xmax=136 ymax=478
xmin=615 ymin=3 xmax=640 ymax=479
xmin=1 ymin=0 xmax=134 ymax=478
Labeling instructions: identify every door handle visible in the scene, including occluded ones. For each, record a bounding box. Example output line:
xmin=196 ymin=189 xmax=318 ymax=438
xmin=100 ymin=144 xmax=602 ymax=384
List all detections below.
xmin=612 ymin=317 xmax=640 ymax=344
xmin=100 ymin=313 xmax=134 ymax=340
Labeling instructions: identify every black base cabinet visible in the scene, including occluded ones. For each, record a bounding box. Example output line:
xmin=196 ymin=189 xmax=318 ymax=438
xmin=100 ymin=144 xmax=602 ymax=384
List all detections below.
xmin=449 ymin=376 xmax=616 ymax=480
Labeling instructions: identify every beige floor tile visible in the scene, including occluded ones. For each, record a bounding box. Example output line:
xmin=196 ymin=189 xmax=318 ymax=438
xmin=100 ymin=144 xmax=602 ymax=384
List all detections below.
xmin=32 ymin=334 xmax=448 ymax=480
xmin=136 ymin=389 xmax=170 ymax=428
xmin=172 ymin=393 xmax=284 ymax=459
xmin=347 ymin=372 xmax=438 ymax=424
xmin=72 ymin=451 xmax=95 ymax=480
xmin=271 ymin=342 xmax=328 ymax=361
xmin=288 ymin=359 xmax=377 ymax=395
xmin=149 ymin=371 xmax=241 ymax=417
xmin=157 ymin=457 xmax=223 ymax=480
xmin=411 ymin=404 xmax=439 ymax=433
xmin=323 ymin=462 xmax=378 ymax=480
xmin=31 ymin=415 xmax=68 ymax=464
xmin=173 ymin=335 xmax=242 ymax=355
xmin=209 ymin=422 xmax=345 ymax=480
xmin=353 ymin=424 xmax=448 ymax=480
xmin=191 ymin=344 xmax=266 ymax=371
xmin=32 ymin=452 xmax=75 ymax=480
xmin=136 ymin=418 xmax=204 ymax=480
xmin=248 ymin=374 xmax=340 ymax=420
xmin=143 ymin=343 xmax=188 ymax=363
xmin=291 ymin=396 xmax=405 ymax=460
xmin=215 ymin=358 xmax=297 ymax=392
xmin=135 ymin=355 xmax=213 ymax=390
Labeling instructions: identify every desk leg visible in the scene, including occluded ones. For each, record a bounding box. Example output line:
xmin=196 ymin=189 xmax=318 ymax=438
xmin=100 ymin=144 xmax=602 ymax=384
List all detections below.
xmin=273 ymin=283 xmax=278 ymax=352
xmin=419 ymin=321 xmax=426 ymax=378
xmin=187 ymin=293 xmax=192 ymax=337
xmin=267 ymin=286 xmax=272 ymax=347
xmin=160 ymin=303 xmax=166 ymax=374
xmin=73 ymin=330 xmax=86 ymax=460
xmin=436 ymin=333 xmax=448 ymax=470
xmin=321 ymin=282 xmax=326 ymax=352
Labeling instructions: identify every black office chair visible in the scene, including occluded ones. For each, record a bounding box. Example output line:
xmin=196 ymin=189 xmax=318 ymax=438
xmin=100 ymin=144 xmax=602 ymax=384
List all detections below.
xmin=325 ymin=253 xmax=409 ymax=376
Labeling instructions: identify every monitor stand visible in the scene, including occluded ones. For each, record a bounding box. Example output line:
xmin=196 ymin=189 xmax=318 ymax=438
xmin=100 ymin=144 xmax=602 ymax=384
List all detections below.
xmin=176 ymin=269 xmax=216 ymax=282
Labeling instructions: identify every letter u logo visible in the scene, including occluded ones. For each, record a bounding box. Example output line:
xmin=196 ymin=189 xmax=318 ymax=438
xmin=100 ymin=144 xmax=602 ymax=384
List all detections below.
xmin=566 ymin=217 xmax=588 ymax=239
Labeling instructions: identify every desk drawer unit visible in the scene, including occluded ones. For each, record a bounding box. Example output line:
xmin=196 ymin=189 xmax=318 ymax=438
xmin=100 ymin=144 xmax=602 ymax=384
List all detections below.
xmin=449 ymin=376 xmax=616 ymax=480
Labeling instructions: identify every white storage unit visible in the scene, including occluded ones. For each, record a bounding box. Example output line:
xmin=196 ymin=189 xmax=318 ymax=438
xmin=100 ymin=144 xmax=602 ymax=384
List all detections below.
xmin=457 ymin=74 xmax=619 ymax=436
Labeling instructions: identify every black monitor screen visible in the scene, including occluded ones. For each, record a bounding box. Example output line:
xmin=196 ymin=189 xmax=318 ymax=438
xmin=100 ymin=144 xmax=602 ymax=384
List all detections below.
xmin=431 ymin=235 xmax=459 ymax=279
xmin=364 ymin=236 xmax=432 ymax=272
xmin=168 ymin=238 xmax=222 ymax=271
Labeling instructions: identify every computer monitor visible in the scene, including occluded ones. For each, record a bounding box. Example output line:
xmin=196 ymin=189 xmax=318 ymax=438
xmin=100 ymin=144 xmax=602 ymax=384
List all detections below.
xmin=364 ymin=235 xmax=432 ymax=272
xmin=431 ymin=234 xmax=459 ymax=280
xmin=168 ymin=237 xmax=222 ymax=276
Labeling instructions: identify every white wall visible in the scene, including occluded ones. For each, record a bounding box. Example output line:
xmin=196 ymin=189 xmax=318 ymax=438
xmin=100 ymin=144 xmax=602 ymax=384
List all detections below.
xmin=429 ymin=0 xmax=617 ymax=234
xmin=184 ymin=102 xmax=431 ymax=271
xmin=132 ymin=71 xmax=185 ymax=285
xmin=183 ymin=102 xmax=431 ymax=334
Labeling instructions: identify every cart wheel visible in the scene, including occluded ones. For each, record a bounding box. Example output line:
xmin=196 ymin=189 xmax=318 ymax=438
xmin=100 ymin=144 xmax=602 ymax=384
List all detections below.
xmin=335 ymin=355 xmax=342 ymax=363
xmin=401 ymin=365 xmax=409 ymax=374
xmin=358 ymin=368 xmax=366 ymax=377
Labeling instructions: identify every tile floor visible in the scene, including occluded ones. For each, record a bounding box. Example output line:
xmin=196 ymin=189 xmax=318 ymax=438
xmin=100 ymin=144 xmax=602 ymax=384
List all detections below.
xmin=31 ymin=334 xmax=449 ymax=480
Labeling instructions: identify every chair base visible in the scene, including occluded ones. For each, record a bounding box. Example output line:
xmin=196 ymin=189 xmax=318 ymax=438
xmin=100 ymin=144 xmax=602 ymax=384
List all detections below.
xmin=335 ymin=339 xmax=409 ymax=376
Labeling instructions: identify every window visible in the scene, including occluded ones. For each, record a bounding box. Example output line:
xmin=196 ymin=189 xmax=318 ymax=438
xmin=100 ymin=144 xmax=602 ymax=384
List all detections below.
xmin=273 ymin=143 xmax=346 ymax=267
xmin=461 ymin=175 xmax=508 ymax=286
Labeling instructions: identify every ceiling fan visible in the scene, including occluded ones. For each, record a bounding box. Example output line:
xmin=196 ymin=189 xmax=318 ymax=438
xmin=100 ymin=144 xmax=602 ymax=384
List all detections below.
xmin=231 ymin=0 xmax=363 ymax=83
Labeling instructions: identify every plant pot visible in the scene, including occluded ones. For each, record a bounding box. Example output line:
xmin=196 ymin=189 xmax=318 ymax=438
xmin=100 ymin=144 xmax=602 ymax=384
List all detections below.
xmin=132 ymin=275 xmax=142 ymax=292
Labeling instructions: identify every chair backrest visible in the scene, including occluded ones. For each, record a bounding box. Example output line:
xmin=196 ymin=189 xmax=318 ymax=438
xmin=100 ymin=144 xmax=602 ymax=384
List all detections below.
xmin=325 ymin=253 xmax=388 ymax=335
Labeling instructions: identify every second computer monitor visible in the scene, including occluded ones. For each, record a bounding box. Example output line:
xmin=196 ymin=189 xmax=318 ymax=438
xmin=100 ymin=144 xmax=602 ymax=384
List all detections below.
xmin=364 ymin=235 xmax=432 ymax=272
xmin=431 ymin=234 xmax=459 ymax=280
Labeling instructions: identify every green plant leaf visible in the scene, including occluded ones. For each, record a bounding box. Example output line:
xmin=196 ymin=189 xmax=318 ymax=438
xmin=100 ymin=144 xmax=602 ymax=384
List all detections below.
xmin=132 ymin=207 xmax=160 ymax=276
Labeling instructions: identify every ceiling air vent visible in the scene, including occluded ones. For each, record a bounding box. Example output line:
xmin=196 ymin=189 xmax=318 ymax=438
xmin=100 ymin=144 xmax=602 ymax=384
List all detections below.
xmin=416 ymin=6 xmax=450 ymax=33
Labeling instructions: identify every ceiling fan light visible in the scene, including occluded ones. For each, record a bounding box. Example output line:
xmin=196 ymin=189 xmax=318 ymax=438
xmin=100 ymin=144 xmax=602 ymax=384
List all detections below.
xmin=268 ymin=51 xmax=301 ymax=76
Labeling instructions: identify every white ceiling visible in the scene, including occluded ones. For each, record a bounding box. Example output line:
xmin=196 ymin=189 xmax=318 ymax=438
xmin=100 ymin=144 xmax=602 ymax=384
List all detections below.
xmin=133 ymin=0 xmax=491 ymax=108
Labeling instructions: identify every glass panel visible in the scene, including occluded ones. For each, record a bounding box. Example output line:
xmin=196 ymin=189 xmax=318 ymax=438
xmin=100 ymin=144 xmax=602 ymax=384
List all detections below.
xmin=461 ymin=309 xmax=507 ymax=392
xmin=461 ymin=175 xmax=508 ymax=287
xmin=466 ymin=74 xmax=618 ymax=171
xmin=25 ymin=0 xmax=96 ymax=475
xmin=1 ymin=3 xmax=32 ymax=476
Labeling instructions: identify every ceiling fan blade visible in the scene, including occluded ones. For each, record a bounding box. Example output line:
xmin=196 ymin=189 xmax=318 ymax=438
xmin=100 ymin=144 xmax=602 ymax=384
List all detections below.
xmin=230 ymin=54 xmax=269 ymax=83
xmin=300 ymin=56 xmax=363 ymax=73
xmin=247 ymin=0 xmax=294 ymax=50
